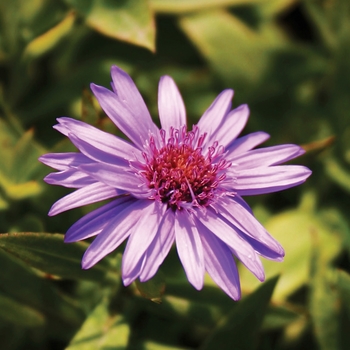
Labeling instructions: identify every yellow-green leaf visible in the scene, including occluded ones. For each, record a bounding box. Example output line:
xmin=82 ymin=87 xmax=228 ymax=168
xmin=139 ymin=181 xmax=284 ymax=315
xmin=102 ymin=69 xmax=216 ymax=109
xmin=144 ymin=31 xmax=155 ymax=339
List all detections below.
xmin=0 ymin=291 xmax=45 ymax=327
xmin=0 ymin=232 xmax=117 ymax=282
xmin=65 ymin=0 xmax=155 ymax=51
xmin=23 ymin=11 xmax=75 ymax=59
xmin=66 ymin=298 xmax=130 ymax=349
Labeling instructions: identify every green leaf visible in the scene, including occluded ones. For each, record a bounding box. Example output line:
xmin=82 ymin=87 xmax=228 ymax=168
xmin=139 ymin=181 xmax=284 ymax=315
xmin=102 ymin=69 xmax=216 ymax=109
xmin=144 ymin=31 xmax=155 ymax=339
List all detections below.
xmin=0 ymin=232 xmax=117 ymax=283
xmin=65 ymin=0 xmax=155 ymax=51
xmin=324 ymin=157 xmax=350 ymax=193
xmin=0 ymin=249 xmax=84 ymax=336
xmin=0 ymin=291 xmax=45 ymax=327
xmin=135 ymin=273 xmax=165 ymax=303
xmin=257 ymin=0 xmax=298 ymax=18
xmin=201 ymin=276 xmax=279 ymax=350
xmin=143 ymin=341 xmax=187 ymax=350
xmin=309 ymin=235 xmax=340 ymax=350
xmin=0 ymin=119 xmax=45 ymax=200
xmin=337 ymin=270 xmax=350 ymax=317
xmin=262 ymin=304 xmax=301 ymax=331
xmin=151 ymin=0 xmax=265 ymax=13
xmin=239 ymin=195 xmax=342 ymax=302
xmin=179 ymin=10 xmax=282 ymax=86
xmin=23 ymin=11 xmax=76 ymax=59
xmin=66 ymin=297 xmax=130 ymax=349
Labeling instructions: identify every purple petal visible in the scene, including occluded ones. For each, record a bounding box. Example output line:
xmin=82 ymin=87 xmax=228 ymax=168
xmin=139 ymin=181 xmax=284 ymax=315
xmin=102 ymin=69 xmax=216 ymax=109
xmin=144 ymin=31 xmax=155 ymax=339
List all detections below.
xmin=82 ymin=199 xmax=150 ymax=269
xmin=110 ymin=66 xmax=153 ymax=125
xmin=242 ymin=234 xmax=284 ymax=262
xmin=68 ymin=133 xmax=128 ymax=167
xmin=230 ymin=144 xmax=305 ymax=169
xmin=226 ymin=131 xmax=270 ymax=157
xmin=210 ymin=104 xmax=249 ymax=148
xmin=197 ymin=89 xmax=234 ymax=139
xmin=55 ymin=117 xmax=138 ymax=159
xmin=44 ymin=169 xmax=96 ymax=188
xmin=90 ymin=84 xmax=158 ymax=149
xmin=139 ymin=209 xmax=175 ymax=282
xmin=216 ymin=197 xmax=284 ymax=257
xmin=158 ymin=76 xmax=187 ymax=132
xmin=233 ymin=165 xmax=312 ymax=195
xmin=122 ymin=201 xmax=166 ymax=285
xmin=122 ymin=257 xmax=146 ymax=286
xmin=39 ymin=152 xmax=92 ymax=171
xmin=196 ymin=209 xmax=265 ymax=281
xmin=65 ymin=197 xmax=134 ymax=242
xmin=78 ymin=163 xmax=150 ymax=197
xmin=198 ymin=222 xmax=241 ymax=300
xmin=49 ymin=182 xmax=121 ymax=216
xmin=175 ymin=210 xmax=204 ymax=290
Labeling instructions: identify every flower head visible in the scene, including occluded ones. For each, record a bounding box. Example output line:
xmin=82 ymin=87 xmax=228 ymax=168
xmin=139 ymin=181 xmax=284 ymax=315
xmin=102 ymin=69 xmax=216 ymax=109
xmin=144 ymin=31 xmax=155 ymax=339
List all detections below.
xmin=40 ymin=66 xmax=311 ymax=300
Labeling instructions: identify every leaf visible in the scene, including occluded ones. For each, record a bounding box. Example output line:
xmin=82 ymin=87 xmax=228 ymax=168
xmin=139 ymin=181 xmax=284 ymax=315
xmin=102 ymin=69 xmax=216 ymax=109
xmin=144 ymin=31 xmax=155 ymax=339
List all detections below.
xmin=143 ymin=341 xmax=187 ymax=350
xmin=65 ymin=0 xmax=155 ymax=51
xmin=257 ymin=0 xmax=298 ymax=18
xmin=239 ymin=194 xmax=343 ymax=302
xmin=23 ymin=11 xmax=76 ymax=59
xmin=0 ymin=232 xmax=117 ymax=283
xmin=262 ymin=304 xmax=301 ymax=331
xmin=66 ymin=297 xmax=130 ymax=349
xmin=201 ymin=276 xmax=279 ymax=350
xmin=309 ymin=234 xmax=340 ymax=350
xmin=0 ymin=291 xmax=45 ymax=327
xmin=0 ymin=249 xmax=84 ymax=336
xmin=337 ymin=270 xmax=350 ymax=317
xmin=0 ymin=119 xmax=46 ymax=200
xmin=135 ymin=273 xmax=166 ymax=303
xmin=151 ymin=0 xmax=264 ymax=13
xmin=179 ymin=10 xmax=281 ymax=86
xmin=324 ymin=157 xmax=350 ymax=194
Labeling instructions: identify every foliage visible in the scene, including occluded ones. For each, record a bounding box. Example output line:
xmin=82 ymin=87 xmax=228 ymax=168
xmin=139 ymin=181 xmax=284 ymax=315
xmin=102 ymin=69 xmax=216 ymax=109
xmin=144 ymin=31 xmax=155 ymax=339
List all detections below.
xmin=0 ymin=0 xmax=350 ymax=349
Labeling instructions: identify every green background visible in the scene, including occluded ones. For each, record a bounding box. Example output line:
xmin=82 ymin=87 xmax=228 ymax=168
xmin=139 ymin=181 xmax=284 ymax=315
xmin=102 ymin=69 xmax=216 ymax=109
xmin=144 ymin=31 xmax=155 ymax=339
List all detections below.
xmin=0 ymin=0 xmax=350 ymax=349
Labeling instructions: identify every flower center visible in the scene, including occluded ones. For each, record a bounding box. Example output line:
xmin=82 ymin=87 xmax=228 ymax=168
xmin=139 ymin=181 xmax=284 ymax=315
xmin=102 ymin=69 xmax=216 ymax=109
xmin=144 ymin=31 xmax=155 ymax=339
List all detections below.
xmin=142 ymin=127 xmax=229 ymax=210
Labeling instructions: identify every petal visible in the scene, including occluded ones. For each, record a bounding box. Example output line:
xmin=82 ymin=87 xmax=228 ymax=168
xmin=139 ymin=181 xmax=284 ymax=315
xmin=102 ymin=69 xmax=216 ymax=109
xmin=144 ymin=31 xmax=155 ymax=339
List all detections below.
xmin=110 ymin=65 xmax=153 ymax=125
xmin=79 ymin=162 xmax=150 ymax=197
xmin=55 ymin=117 xmax=138 ymax=159
xmin=44 ymin=169 xmax=96 ymax=188
xmin=49 ymin=182 xmax=121 ymax=216
xmin=68 ymin=133 xmax=128 ymax=167
xmin=242 ymin=234 xmax=285 ymax=261
xmin=82 ymin=199 xmax=150 ymax=269
xmin=197 ymin=89 xmax=234 ymax=138
xmin=216 ymin=197 xmax=284 ymax=257
xmin=91 ymin=84 xmax=158 ymax=149
xmin=158 ymin=76 xmax=186 ymax=132
xmin=196 ymin=209 xmax=265 ymax=281
xmin=233 ymin=165 xmax=312 ymax=195
xmin=226 ymin=131 xmax=270 ymax=157
xmin=198 ymin=222 xmax=241 ymax=300
xmin=65 ymin=197 xmax=134 ymax=242
xmin=230 ymin=144 xmax=305 ymax=169
xmin=122 ymin=201 xmax=166 ymax=285
xmin=210 ymin=104 xmax=249 ymax=147
xmin=139 ymin=209 xmax=175 ymax=282
xmin=39 ymin=152 xmax=91 ymax=171
xmin=175 ymin=210 xmax=204 ymax=290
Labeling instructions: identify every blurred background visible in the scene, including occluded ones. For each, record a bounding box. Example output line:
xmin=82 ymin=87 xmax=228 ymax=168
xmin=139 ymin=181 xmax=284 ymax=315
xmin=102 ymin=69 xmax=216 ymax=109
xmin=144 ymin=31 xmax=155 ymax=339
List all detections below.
xmin=0 ymin=0 xmax=350 ymax=349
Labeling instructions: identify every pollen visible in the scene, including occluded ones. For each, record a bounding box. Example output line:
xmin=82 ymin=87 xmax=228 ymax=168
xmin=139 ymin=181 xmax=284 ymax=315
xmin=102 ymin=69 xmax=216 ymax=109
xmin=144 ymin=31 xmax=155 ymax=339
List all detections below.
xmin=142 ymin=127 xmax=229 ymax=210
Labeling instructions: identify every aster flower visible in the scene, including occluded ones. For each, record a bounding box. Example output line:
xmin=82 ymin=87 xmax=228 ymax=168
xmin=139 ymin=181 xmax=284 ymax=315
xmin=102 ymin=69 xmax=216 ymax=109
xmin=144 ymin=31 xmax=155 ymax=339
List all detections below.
xmin=39 ymin=66 xmax=311 ymax=300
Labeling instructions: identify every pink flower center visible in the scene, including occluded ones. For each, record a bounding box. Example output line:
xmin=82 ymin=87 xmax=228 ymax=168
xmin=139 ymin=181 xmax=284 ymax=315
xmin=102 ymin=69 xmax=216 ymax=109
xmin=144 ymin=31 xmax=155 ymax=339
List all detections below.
xmin=142 ymin=127 xmax=230 ymax=210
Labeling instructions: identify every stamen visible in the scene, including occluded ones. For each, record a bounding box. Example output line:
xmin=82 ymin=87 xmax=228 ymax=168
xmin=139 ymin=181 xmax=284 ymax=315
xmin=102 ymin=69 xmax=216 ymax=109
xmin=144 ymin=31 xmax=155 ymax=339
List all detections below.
xmin=142 ymin=127 xmax=228 ymax=210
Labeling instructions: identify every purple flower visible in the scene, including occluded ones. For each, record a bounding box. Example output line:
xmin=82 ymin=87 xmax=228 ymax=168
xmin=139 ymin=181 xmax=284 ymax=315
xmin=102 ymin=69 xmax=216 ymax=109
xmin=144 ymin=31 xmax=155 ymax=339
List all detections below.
xmin=39 ymin=66 xmax=311 ymax=300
